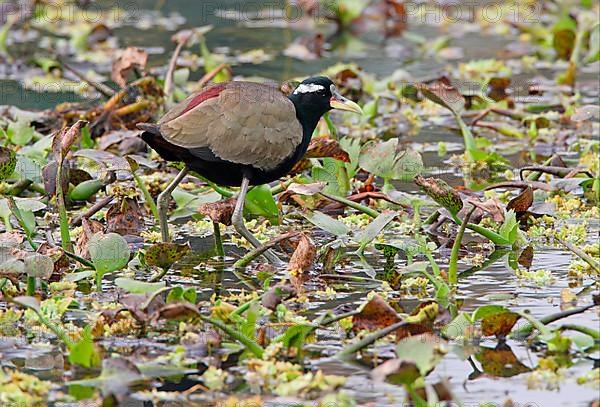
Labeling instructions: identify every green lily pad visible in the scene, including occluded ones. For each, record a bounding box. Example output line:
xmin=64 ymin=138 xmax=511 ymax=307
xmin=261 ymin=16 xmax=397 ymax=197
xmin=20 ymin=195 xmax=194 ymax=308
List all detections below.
xmin=359 ymin=139 xmax=423 ymax=182
xmin=115 ymin=277 xmax=166 ymax=294
xmin=88 ymin=233 xmax=131 ymax=275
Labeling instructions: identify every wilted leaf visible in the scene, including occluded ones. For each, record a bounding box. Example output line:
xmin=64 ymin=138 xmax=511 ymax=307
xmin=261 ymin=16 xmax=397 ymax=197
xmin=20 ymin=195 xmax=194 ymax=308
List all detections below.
xmin=303 ymin=137 xmax=350 ymax=162
xmin=0 ymin=146 xmax=16 ymax=181
xmin=42 ymin=161 xmax=69 ymax=198
xmin=198 ymin=198 xmax=236 ymax=226
xmin=76 ymin=219 xmax=104 ymax=258
xmin=12 ymin=296 xmax=41 ymax=313
xmin=353 ymin=296 xmax=400 ymax=332
xmin=52 ymin=120 xmax=86 ymax=160
xmin=507 ymin=186 xmax=533 ymax=213
xmin=517 ymin=246 xmax=534 ymax=269
xmin=111 ymin=47 xmax=148 ymax=88
xmin=467 ymin=197 xmax=505 ymax=223
xmin=106 ymin=198 xmax=143 ymax=235
xmin=553 ymin=29 xmax=576 ymax=60
xmin=157 ymin=302 xmax=199 ymax=321
xmin=287 ymin=234 xmax=316 ymax=275
xmin=287 ymin=182 xmax=326 ymax=196
xmin=481 ymin=311 xmax=520 ymax=339
xmin=145 ymin=242 xmax=190 ymax=271
xmin=360 ymin=139 xmax=423 ymax=182
xmin=417 ymin=77 xmax=465 ymax=115
xmin=414 ymin=175 xmax=463 ymax=216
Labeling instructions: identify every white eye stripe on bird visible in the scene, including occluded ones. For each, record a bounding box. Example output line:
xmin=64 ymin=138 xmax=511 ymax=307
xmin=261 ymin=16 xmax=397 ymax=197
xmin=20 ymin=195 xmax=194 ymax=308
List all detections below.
xmin=293 ymin=83 xmax=325 ymax=94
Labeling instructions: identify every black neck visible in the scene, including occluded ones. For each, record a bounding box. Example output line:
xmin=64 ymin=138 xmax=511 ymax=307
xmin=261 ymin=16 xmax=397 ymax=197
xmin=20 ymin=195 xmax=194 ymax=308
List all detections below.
xmin=288 ymin=94 xmax=328 ymax=161
xmin=288 ymin=94 xmax=329 ymax=134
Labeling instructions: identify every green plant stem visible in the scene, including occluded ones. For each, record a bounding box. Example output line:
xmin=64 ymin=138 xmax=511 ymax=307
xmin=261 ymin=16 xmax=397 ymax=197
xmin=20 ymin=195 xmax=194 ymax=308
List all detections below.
xmin=233 ymin=232 xmax=297 ymax=268
xmin=196 ymin=174 xmax=233 ymax=197
xmin=62 ymin=250 xmax=95 ymax=268
xmin=557 ymin=237 xmax=600 ymax=273
xmin=424 ymin=253 xmax=441 ymax=276
xmin=198 ymin=314 xmax=263 ymax=358
xmin=149 ymin=267 xmax=169 ymax=283
xmin=450 ymin=213 xmax=509 ymax=246
xmin=455 ymin=113 xmax=476 ymax=158
xmin=7 ymin=197 xmax=38 ymax=250
xmin=323 ymin=112 xmax=338 ymax=139
xmin=133 ymin=172 xmax=159 ymax=220
xmin=319 ymin=192 xmax=379 ymax=218
xmin=270 ymin=176 xmax=300 ymax=196
xmin=26 ymin=276 xmax=36 ymax=296
xmin=95 ymin=273 xmax=103 ymax=292
xmin=335 ymin=320 xmax=407 ymax=360
xmin=56 ymin=161 xmax=72 ymax=251
xmin=213 ymin=222 xmax=225 ymax=257
xmin=19 ymin=305 xmax=74 ymax=349
xmin=559 ymin=324 xmax=600 ymax=340
xmin=231 ymin=298 xmax=259 ymax=318
xmin=511 ymin=304 xmax=596 ymax=339
xmin=448 ymin=206 xmax=475 ymax=286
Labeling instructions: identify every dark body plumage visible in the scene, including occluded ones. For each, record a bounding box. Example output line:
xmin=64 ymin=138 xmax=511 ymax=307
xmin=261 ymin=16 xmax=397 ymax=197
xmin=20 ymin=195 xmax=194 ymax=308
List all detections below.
xmin=139 ymin=77 xmax=336 ymax=186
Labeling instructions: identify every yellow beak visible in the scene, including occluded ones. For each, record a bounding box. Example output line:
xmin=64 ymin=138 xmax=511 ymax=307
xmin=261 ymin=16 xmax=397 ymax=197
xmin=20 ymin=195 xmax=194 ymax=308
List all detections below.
xmin=330 ymin=91 xmax=363 ymax=115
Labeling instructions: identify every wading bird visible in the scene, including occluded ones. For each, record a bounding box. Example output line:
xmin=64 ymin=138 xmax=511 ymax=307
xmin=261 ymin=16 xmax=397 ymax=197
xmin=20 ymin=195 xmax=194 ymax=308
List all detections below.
xmin=138 ymin=76 xmax=362 ymax=263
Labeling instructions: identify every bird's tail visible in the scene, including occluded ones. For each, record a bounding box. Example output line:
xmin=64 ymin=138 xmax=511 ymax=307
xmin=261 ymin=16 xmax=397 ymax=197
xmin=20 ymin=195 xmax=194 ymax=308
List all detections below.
xmin=136 ymin=122 xmax=161 ymax=137
xmin=137 ymin=122 xmax=188 ymax=162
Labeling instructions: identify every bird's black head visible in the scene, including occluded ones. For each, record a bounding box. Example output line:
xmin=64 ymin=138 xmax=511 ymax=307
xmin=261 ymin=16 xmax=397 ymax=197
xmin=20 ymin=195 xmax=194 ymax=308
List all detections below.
xmin=288 ymin=76 xmax=362 ymax=131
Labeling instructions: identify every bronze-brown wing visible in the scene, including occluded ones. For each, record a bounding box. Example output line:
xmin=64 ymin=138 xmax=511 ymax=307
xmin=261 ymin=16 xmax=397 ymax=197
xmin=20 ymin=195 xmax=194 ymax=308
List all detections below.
xmin=158 ymin=82 xmax=303 ymax=171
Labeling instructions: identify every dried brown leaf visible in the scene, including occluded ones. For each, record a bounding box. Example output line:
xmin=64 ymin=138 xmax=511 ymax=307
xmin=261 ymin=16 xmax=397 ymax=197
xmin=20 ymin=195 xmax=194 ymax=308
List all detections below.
xmin=507 ymin=186 xmax=533 ymax=213
xmin=287 ymin=234 xmax=316 ymax=285
xmin=106 ymin=198 xmax=143 ymax=236
xmin=111 ymin=47 xmax=148 ymax=88
xmin=353 ymin=296 xmax=401 ymax=332
xmin=198 ymin=198 xmax=237 ymax=226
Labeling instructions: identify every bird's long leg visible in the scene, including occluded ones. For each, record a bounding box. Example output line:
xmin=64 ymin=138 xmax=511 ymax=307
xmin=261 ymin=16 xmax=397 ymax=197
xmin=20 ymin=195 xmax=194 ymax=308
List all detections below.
xmin=232 ymin=176 xmax=282 ymax=264
xmin=157 ymin=166 xmax=189 ymax=242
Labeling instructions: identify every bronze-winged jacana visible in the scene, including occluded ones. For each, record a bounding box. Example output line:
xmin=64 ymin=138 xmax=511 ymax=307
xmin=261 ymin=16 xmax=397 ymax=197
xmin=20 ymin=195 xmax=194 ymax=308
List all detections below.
xmin=138 ymin=76 xmax=362 ymax=263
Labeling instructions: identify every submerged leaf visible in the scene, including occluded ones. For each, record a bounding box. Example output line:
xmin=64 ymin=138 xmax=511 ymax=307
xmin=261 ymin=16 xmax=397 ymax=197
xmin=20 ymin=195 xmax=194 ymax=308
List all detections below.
xmin=353 ymin=296 xmax=400 ymax=332
xmin=145 ymin=242 xmax=190 ymax=271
